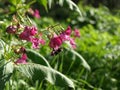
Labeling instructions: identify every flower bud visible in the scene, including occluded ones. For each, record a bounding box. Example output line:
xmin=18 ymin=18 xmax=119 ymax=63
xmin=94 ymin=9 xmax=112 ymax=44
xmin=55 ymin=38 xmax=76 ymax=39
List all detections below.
xmin=6 ymin=25 xmax=17 ymax=34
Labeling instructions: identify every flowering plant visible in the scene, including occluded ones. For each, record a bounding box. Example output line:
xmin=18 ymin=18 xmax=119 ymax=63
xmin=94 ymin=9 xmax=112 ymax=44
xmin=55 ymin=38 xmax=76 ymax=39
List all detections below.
xmin=0 ymin=0 xmax=90 ymax=89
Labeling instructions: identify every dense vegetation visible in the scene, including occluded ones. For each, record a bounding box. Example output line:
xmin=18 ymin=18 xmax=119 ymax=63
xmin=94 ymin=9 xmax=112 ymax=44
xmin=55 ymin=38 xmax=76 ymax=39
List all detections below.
xmin=0 ymin=0 xmax=120 ymax=90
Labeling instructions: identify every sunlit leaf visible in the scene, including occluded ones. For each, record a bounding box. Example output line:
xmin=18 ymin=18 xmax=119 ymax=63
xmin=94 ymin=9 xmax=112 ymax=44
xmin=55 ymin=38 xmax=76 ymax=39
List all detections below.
xmin=65 ymin=47 xmax=91 ymax=71
xmin=66 ymin=0 xmax=82 ymax=16
xmin=26 ymin=49 xmax=51 ymax=67
xmin=16 ymin=63 xmax=75 ymax=89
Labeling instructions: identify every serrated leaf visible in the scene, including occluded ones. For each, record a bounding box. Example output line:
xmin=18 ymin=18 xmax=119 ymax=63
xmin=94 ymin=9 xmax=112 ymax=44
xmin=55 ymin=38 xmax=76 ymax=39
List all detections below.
xmin=65 ymin=47 xmax=91 ymax=71
xmin=0 ymin=61 xmax=14 ymax=90
xmin=26 ymin=49 xmax=51 ymax=67
xmin=16 ymin=63 xmax=75 ymax=89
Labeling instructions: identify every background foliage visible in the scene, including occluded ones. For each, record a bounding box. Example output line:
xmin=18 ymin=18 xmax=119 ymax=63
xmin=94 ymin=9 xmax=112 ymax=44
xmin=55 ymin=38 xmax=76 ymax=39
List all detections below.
xmin=0 ymin=0 xmax=120 ymax=90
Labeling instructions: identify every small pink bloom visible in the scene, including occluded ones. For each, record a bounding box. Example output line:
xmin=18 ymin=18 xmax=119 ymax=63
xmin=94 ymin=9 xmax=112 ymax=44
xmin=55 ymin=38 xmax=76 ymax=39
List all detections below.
xmin=31 ymin=38 xmax=40 ymax=49
xmin=74 ymin=29 xmax=80 ymax=37
xmin=19 ymin=31 xmax=31 ymax=41
xmin=15 ymin=54 xmax=27 ymax=64
xmin=29 ymin=26 xmax=37 ymax=36
xmin=33 ymin=9 xmax=40 ymax=18
xmin=49 ymin=36 xmax=62 ymax=49
xmin=60 ymin=26 xmax=72 ymax=41
xmin=64 ymin=26 xmax=72 ymax=36
xmin=69 ymin=38 xmax=76 ymax=49
xmin=31 ymin=37 xmax=45 ymax=49
xmin=39 ymin=39 xmax=45 ymax=45
xmin=60 ymin=33 xmax=70 ymax=41
xmin=19 ymin=26 xmax=37 ymax=41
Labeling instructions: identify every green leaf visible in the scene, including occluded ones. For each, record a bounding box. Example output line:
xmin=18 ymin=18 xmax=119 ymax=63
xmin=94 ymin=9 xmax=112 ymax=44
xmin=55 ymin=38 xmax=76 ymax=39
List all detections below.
xmin=0 ymin=61 xmax=14 ymax=90
xmin=37 ymin=0 xmax=48 ymax=11
xmin=48 ymin=0 xmax=53 ymax=9
xmin=26 ymin=49 xmax=51 ymax=67
xmin=16 ymin=63 xmax=75 ymax=89
xmin=9 ymin=0 xmax=22 ymax=6
xmin=0 ymin=39 xmax=5 ymax=59
xmin=65 ymin=47 xmax=91 ymax=71
xmin=66 ymin=0 xmax=82 ymax=16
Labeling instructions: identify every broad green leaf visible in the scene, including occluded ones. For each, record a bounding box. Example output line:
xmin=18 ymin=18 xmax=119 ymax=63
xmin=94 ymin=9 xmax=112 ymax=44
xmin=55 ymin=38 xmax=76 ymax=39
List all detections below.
xmin=0 ymin=61 xmax=14 ymax=90
xmin=65 ymin=47 xmax=91 ymax=71
xmin=16 ymin=63 xmax=75 ymax=89
xmin=26 ymin=49 xmax=51 ymax=67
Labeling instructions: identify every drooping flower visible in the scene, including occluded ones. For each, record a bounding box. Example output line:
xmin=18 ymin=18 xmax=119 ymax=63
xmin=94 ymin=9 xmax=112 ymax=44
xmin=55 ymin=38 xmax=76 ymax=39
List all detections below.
xmin=49 ymin=35 xmax=63 ymax=50
xmin=60 ymin=26 xmax=72 ymax=41
xmin=31 ymin=38 xmax=40 ymax=49
xmin=33 ymin=9 xmax=40 ymax=19
xmin=15 ymin=53 xmax=27 ymax=64
xmin=19 ymin=26 xmax=37 ymax=41
xmin=6 ymin=25 xmax=17 ymax=34
xmin=74 ymin=29 xmax=80 ymax=37
xmin=69 ymin=38 xmax=76 ymax=49
xmin=28 ymin=26 xmax=37 ymax=36
xmin=19 ymin=30 xmax=31 ymax=41
xmin=59 ymin=26 xmax=76 ymax=49
xmin=64 ymin=26 xmax=72 ymax=35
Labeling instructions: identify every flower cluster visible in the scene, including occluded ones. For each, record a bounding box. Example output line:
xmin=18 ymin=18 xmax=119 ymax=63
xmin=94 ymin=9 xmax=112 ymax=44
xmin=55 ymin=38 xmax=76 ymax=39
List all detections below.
xmin=6 ymin=24 xmax=80 ymax=63
xmin=6 ymin=24 xmax=45 ymax=64
xmin=49 ymin=26 xmax=80 ymax=55
xmin=19 ymin=26 xmax=45 ymax=49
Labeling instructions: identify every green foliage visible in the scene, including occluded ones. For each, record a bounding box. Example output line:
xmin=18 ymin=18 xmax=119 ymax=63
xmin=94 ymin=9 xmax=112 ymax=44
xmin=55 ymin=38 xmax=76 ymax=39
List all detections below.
xmin=65 ymin=47 xmax=90 ymax=71
xmin=26 ymin=49 xmax=51 ymax=67
xmin=37 ymin=0 xmax=48 ymax=11
xmin=1 ymin=0 xmax=120 ymax=90
xmin=0 ymin=61 xmax=14 ymax=90
xmin=16 ymin=63 xmax=75 ymax=89
xmin=47 ymin=0 xmax=82 ymax=16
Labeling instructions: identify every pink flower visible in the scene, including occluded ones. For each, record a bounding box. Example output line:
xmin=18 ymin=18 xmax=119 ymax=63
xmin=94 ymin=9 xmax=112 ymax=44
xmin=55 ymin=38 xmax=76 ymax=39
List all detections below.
xmin=19 ymin=30 xmax=32 ymax=41
xmin=19 ymin=26 xmax=37 ymax=41
xmin=69 ymin=38 xmax=76 ymax=49
xmin=31 ymin=38 xmax=40 ymax=49
xmin=33 ymin=9 xmax=40 ymax=18
xmin=59 ymin=26 xmax=76 ymax=49
xmin=39 ymin=39 xmax=45 ymax=45
xmin=74 ymin=29 xmax=80 ymax=37
xmin=15 ymin=54 xmax=27 ymax=64
xmin=49 ymin=36 xmax=63 ymax=50
xmin=64 ymin=26 xmax=72 ymax=36
xmin=59 ymin=26 xmax=72 ymax=41
xmin=60 ymin=33 xmax=70 ymax=41
xmin=24 ymin=26 xmax=37 ymax=36
xmin=29 ymin=26 xmax=37 ymax=36
xmin=31 ymin=38 xmax=45 ymax=49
